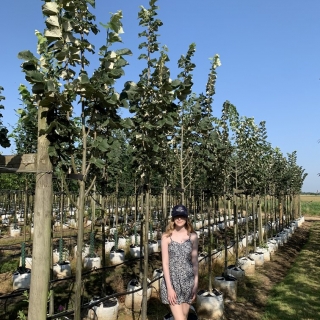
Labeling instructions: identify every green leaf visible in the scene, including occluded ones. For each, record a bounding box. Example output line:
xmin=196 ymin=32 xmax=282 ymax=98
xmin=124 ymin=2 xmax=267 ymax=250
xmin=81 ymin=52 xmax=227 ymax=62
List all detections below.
xmin=79 ymin=74 xmax=90 ymax=84
xmin=32 ymin=83 xmax=45 ymax=94
xmin=121 ymin=117 xmax=133 ymax=128
xmin=21 ymin=61 xmax=36 ymax=71
xmin=25 ymin=70 xmax=44 ymax=83
xmin=45 ymin=16 xmax=60 ymax=28
xmin=97 ymin=138 xmax=109 ymax=152
xmin=87 ymin=0 xmax=96 ymax=8
xmin=55 ymin=51 xmax=67 ymax=61
xmin=121 ymin=99 xmax=129 ymax=109
xmin=48 ymin=146 xmax=58 ymax=157
xmin=108 ymin=69 xmax=124 ymax=79
xmin=171 ymin=79 xmax=181 ymax=88
xmin=18 ymin=50 xmax=37 ymax=61
xmin=45 ymin=28 xmax=62 ymax=39
xmin=42 ymin=2 xmax=59 ymax=15
xmin=46 ymin=80 xmax=56 ymax=92
xmin=115 ymin=48 xmax=132 ymax=56
xmin=89 ymin=157 xmax=105 ymax=168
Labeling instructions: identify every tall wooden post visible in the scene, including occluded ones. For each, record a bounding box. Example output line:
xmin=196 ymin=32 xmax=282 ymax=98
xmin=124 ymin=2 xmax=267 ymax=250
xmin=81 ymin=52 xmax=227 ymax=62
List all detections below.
xmin=28 ymin=98 xmax=53 ymax=320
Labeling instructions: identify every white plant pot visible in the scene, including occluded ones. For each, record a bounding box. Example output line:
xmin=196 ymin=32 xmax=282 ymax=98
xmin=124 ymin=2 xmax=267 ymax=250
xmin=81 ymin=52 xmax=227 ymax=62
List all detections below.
xmin=240 ymin=236 xmax=246 ymax=247
xmin=196 ymin=289 xmax=224 ymax=319
xmin=2 ymin=218 xmax=9 ymax=226
xmin=278 ymin=231 xmax=288 ymax=243
xmin=249 ymin=252 xmax=264 ymax=267
xmin=218 ymin=222 xmax=225 ymax=230
xmin=214 ymin=275 xmax=237 ymax=301
xmin=227 ymin=265 xmax=245 ymax=279
xmin=267 ymin=239 xmax=278 ymax=253
xmin=53 ymin=248 xmax=69 ymax=264
xmin=198 ymin=252 xmax=208 ymax=266
xmin=105 ymin=240 xmax=115 ymax=253
xmin=12 ymin=268 xmax=31 ymax=290
xmin=10 ymin=227 xmax=21 ymax=237
xmin=195 ymin=221 xmax=202 ymax=229
xmin=147 ymin=231 xmax=158 ymax=240
xmin=124 ymin=279 xmax=151 ymax=312
xmin=152 ymin=268 xmax=163 ymax=295
xmin=130 ymin=245 xmax=143 ymax=258
xmin=211 ymin=249 xmax=223 ymax=264
xmin=238 ymin=256 xmax=255 ymax=276
xmin=210 ymin=224 xmax=217 ymax=232
xmin=84 ymin=256 xmax=101 ymax=269
xmin=109 ymin=227 xmax=117 ymax=235
xmin=256 ymin=247 xmax=271 ymax=262
xmin=53 ymin=261 xmax=72 ymax=279
xmin=284 ymin=228 xmax=292 ymax=238
xmin=69 ymin=218 xmax=77 ymax=228
xmin=130 ymin=235 xmax=141 ymax=245
xmin=87 ymin=297 xmax=119 ymax=320
xmin=19 ymin=256 xmax=32 ymax=269
xmin=195 ymin=230 xmax=201 ymax=237
xmin=148 ymin=240 xmax=159 ymax=254
xmin=117 ymin=236 xmax=128 ymax=249
xmin=74 ymin=244 xmax=90 ymax=260
xmin=110 ymin=250 xmax=125 ymax=265
xmin=53 ymin=221 xmax=62 ymax=229
xmin=86 ymin=219 xmax=92 ymax=227
xmin=274 ymin=236 xmax=284 ymax=246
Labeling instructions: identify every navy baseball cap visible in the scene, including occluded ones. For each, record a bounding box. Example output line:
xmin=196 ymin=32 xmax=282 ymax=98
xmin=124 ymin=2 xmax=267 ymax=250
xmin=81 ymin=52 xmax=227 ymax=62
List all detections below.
xmin=172 ymin=205 xmax=188 ymax=218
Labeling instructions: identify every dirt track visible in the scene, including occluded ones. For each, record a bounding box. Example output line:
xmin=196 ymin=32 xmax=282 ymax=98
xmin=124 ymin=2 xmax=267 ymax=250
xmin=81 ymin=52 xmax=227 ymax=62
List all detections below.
xmin=224 ymin=218 xmax=313 ymax=320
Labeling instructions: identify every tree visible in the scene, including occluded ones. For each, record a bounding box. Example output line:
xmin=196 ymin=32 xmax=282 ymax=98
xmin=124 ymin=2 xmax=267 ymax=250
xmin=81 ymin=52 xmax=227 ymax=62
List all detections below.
xmin=0 ymin=86 xmax=10 ymax=149
xmin=18 ymin=1 xmax=131 ymax=318
xmin=121 ymin=1 xmax=182 ymax=317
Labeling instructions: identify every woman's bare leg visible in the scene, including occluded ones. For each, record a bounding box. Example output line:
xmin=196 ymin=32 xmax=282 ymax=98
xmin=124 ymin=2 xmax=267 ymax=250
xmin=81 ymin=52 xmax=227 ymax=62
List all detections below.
xmin=170 ymin=304 xmax=187 ymax=320
xmin=181 ymin=303 xmax=190 ymax=318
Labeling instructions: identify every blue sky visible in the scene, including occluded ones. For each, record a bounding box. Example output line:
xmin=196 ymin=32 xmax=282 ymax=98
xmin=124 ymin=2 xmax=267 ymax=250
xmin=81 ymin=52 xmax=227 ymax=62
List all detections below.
xmin=0 ymin=0 xmax=319 ymax=192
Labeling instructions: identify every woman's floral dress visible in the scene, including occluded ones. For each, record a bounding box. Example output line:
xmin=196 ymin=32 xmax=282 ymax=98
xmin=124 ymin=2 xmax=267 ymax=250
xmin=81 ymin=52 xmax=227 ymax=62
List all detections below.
xmin=161 ymin=235 xmax=194 ymax=304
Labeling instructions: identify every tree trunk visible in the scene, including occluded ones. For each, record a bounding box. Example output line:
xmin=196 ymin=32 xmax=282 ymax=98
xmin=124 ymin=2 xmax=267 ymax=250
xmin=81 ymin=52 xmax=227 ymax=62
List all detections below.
xmin=141 ymin=187 xmax=150 ymax=320
xmin=28 ymin=99 xmax=53 ymax=320
xmin=74 ymin=101 xmax=87 ymax=320
xmin=257 ymin=195 xmax=263 ymax=244
xmin=74 ymin=179 xmax=85 ymax=319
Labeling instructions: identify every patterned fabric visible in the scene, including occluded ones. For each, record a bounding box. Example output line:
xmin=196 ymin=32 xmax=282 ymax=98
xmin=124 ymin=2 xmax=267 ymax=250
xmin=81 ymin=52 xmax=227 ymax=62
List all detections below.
xmin=160 ymin=236 xmax=194 ymax=304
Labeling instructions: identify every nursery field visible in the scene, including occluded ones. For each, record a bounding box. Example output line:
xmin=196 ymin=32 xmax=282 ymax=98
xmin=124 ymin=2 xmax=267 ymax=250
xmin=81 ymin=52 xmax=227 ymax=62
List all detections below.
xmin=0 ymin=218 xmax=319 ymax=319
xmin=300 ymin=194 xmax=320 ymax=216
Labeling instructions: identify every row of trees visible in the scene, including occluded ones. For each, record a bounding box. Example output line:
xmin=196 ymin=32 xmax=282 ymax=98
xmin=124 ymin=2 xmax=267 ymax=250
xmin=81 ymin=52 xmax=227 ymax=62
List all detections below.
xmin=0 ymin=0 xmax=307 ymax=319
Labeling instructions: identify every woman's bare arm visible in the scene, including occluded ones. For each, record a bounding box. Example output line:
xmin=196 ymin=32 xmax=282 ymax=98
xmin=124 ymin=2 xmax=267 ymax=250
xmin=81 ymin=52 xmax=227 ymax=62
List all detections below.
xmin=191 ymin=232 xmax=199 ymax=300
xmin=161 ymin=234 xmax=176 ymax=304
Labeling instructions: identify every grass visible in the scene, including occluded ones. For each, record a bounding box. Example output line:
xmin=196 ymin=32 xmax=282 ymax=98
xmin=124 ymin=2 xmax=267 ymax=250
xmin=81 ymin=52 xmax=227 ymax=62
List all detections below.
xmin=0 ymin=258 xmax=19 ymax=273
xmin=301 ymin=195 xmax=320 ymax=216
xmin=262 ymin=222 xmax=320 ymax=320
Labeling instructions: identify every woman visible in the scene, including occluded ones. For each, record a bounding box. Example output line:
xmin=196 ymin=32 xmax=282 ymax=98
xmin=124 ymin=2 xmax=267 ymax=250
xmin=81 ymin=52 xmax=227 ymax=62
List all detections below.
xmin=160 ymin=204 xmax=199 ymax=320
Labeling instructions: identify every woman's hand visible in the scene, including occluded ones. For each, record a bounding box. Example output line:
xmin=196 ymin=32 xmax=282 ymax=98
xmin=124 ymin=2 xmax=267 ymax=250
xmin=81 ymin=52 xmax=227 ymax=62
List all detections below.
xmin=167 ymin=287 xmax=177 ymax=305
xmin=191 ymin=285 xmax=198 ymax=302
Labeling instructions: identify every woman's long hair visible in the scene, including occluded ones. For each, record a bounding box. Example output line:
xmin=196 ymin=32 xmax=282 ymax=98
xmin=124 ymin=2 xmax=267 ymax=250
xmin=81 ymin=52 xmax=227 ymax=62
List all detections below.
xmin=164 ymin=217 xmax=195 ymax=237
